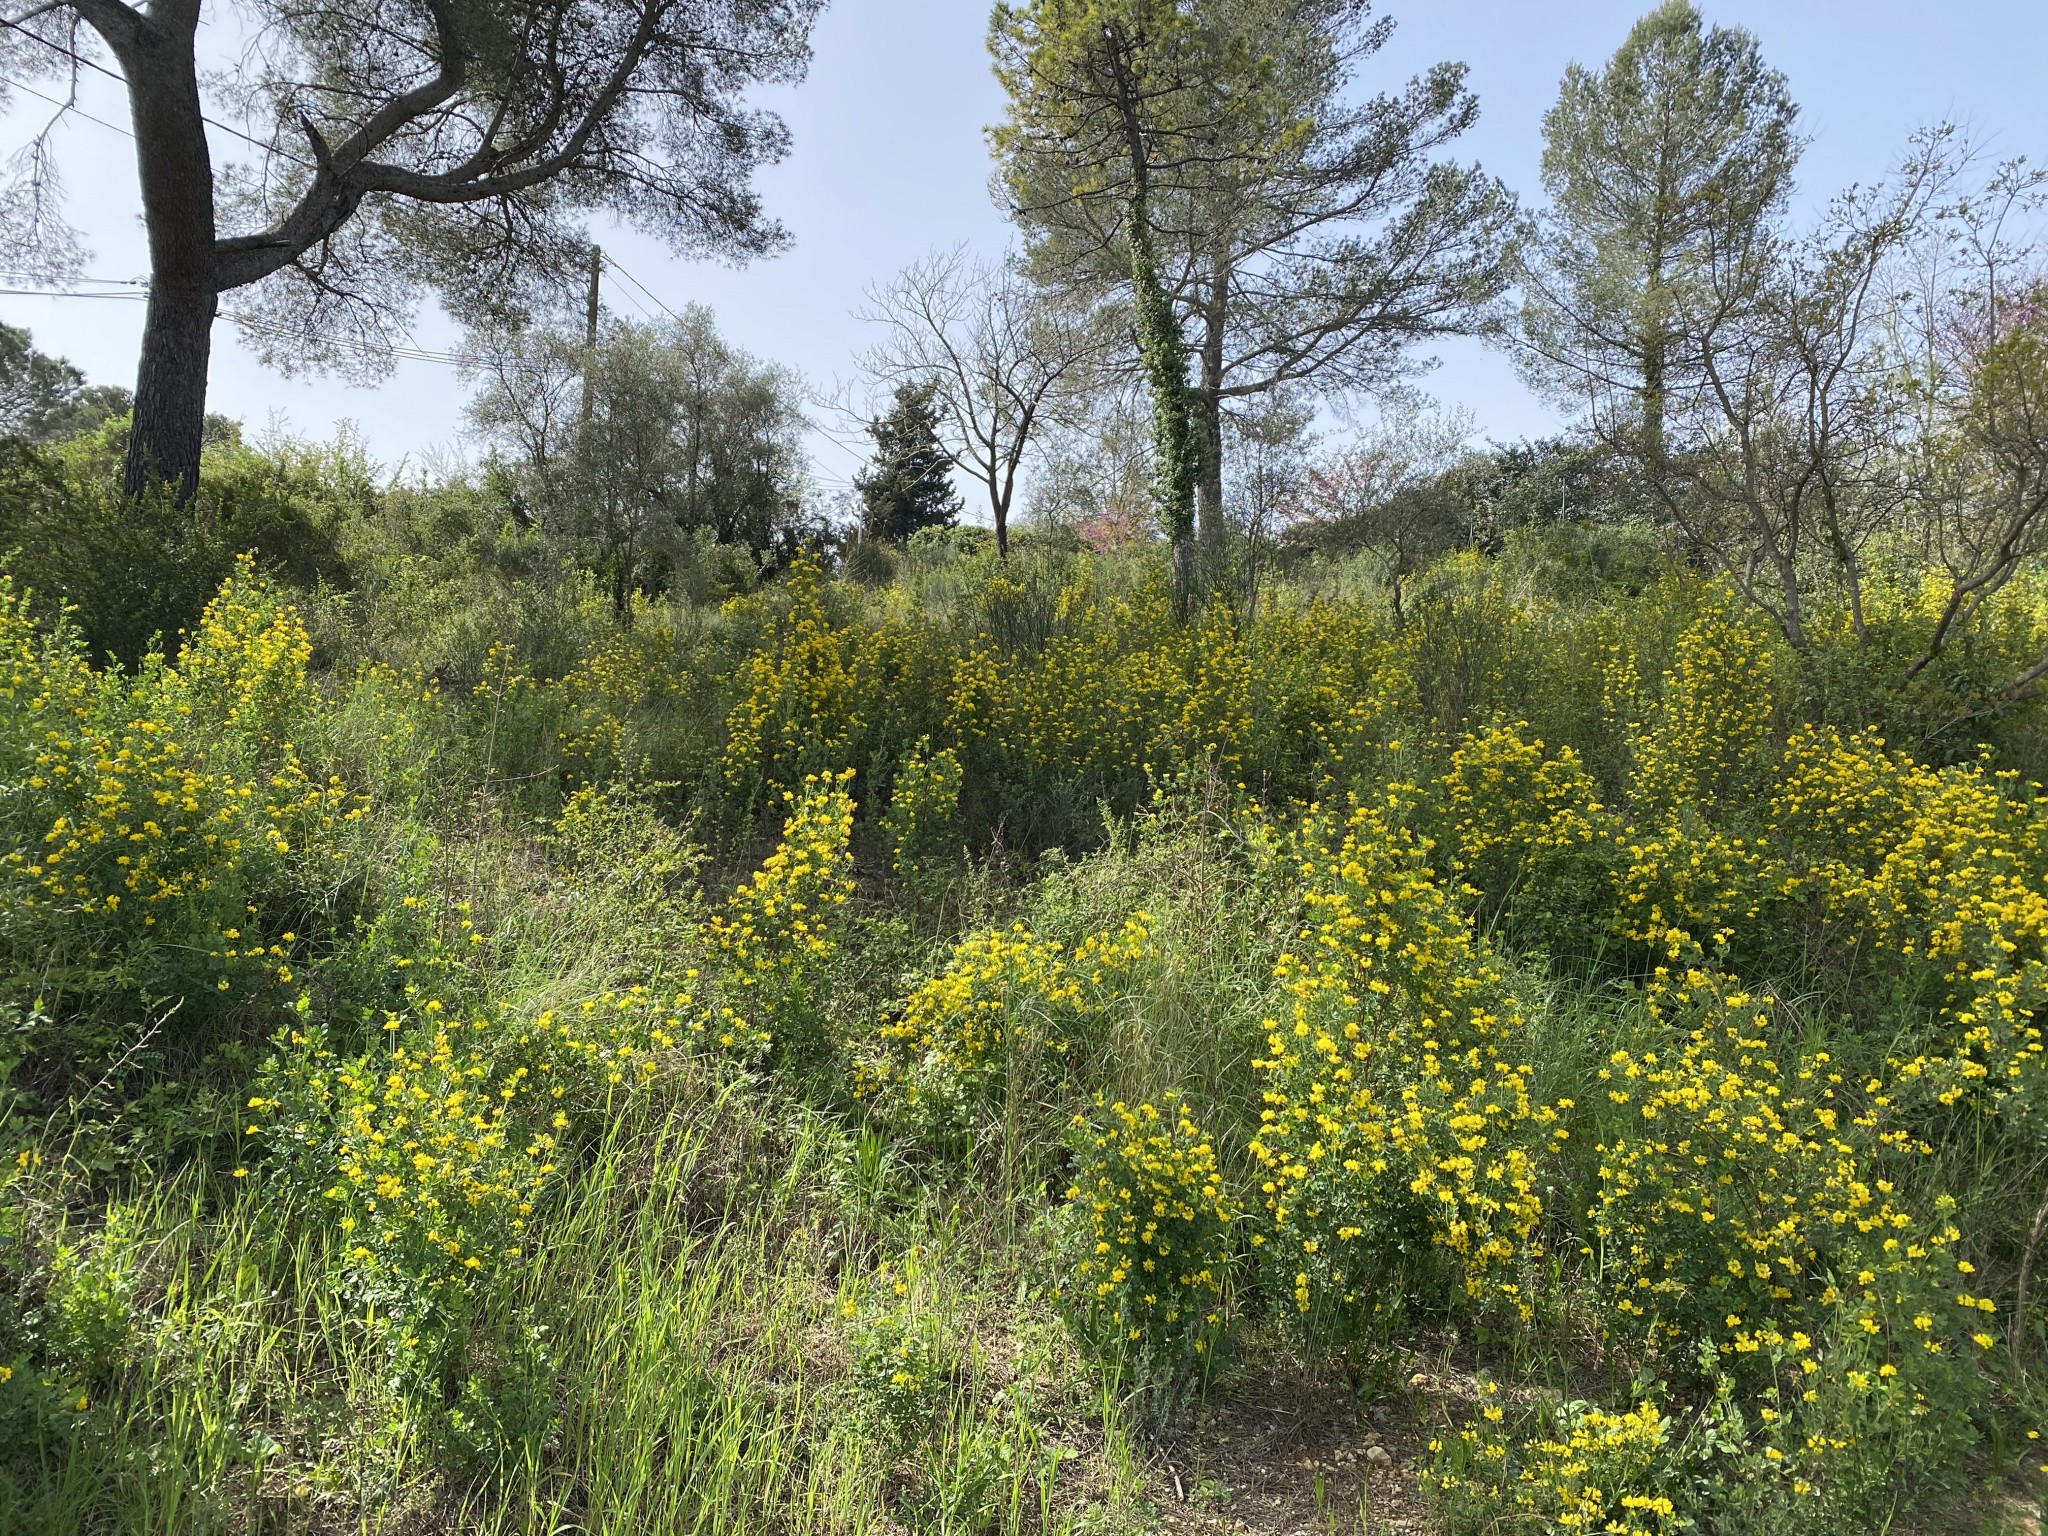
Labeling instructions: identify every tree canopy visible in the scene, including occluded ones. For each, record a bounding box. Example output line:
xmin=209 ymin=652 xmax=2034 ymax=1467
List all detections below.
xmin=1520 ymin=0 xmax=1801 ymax=456
xmin=468 ymin=309 xmax=810 ymax=611
xmin=992 ymin=0 xmax=1513 ymax=590
xmin=0 ymin=0 xmax=824 ymax=497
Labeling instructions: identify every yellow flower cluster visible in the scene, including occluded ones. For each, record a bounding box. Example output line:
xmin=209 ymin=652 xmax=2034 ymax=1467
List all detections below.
xmin=841 ymin=1252 xmax=948 ymax=1444
xmin=721 ymin=559 xmax=951 ymax=807
xmin=713 ymin=561 xmax=1413 ymax=833
xmin=883 ymin=736 xmax=963 ymax=889
xmin=1771 ymin=729 xmax=2048 ymax=1113
xmin=0 ymin=560 xmax=360 ymax=1001
xmin=1420 ymin=700 xmax=2048 ymax=1521
xmin=256 ymin=976 xmax=705 ymax=1306
xmin=855 ymin=914 xmax=1155 ymax=1136
xmin=1615 ymin=598 xmax=1779 ymax=817
xmin=1591 ymin=970 xmax=1963 ymax=1367
xmin=1431 ymin=1393 xmax=1681 ymax=1536
xmin=554 ymin=621 xmax=690 ymax=778
xmin=1058 ymin=1092 xmax=1231 ymax=1363
xmin=1441 ymin=723 xmax=1612 ymax=938
xmin=258 ymin=1006 xmax=560 ymax=1298
xmin=1248 ymin=791 xmax=1567 ymax=1328
xmin=701 ymin=769 xmax=857 ymax=1060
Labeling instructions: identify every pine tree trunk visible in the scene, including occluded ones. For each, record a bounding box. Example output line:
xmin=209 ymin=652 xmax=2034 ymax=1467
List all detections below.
xmin=128 ymin=280 xmax=216 ymax=501
xmin=116 ymin=3 xmax=217 ymax=502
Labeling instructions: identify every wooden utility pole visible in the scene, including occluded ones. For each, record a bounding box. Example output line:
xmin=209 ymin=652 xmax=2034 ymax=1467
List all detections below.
xmin=582 ymin=245 xmax=602 ymax=428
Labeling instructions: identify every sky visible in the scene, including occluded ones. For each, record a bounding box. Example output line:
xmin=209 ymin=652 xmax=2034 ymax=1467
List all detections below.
xmin=1 ymin=0 xmax=2044 ymax=495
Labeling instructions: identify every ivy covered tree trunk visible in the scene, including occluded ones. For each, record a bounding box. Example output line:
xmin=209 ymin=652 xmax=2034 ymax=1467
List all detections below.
xmin=1130 ymin=210 xmax=1201 ymax=619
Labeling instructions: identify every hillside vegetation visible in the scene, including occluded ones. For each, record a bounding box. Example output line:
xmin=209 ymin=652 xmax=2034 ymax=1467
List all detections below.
xmin=5 ymin=459 xmax=2048 ymax=1535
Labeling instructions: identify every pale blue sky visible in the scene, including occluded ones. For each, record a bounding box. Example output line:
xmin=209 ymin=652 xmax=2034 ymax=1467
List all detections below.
xmin=2 ymin=0 xmax=2043 ymax=493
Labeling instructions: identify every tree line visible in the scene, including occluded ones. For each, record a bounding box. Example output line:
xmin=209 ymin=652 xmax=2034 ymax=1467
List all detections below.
xmin=0 ymin=0 xmax=2042 ymax=698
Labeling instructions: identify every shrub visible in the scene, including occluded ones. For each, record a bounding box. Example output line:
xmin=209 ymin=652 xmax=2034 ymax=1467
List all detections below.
xmin=1439 ymin=722 xmax=1619 ymax=955
xmin=842 ymin=1260 xmax=950 ymax=1450
xmin=1430 ymin=1393 xmax=1684 ymax=1536
xmin=1247 ymin=792 xmax=1568 ymax=1343
xmin=701 ymin=770 xmax=857 ymax=1066
xmin=0 ymin=560 xmax=357 ymax=1052
xmin=854 ymin=915 xmax=1155 ymax=1147
xmin=1053 ymin=1092 xmax=1232 ymax=1394
xmin=884 ymin=737 xmax=964 ymax=905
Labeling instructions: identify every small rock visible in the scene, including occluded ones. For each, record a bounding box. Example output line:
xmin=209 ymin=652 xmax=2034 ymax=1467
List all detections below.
xmin=1362 ymin=1430 xmax=1382 ymax=1446
xmin=1365 ymin=1445 xmax=1393 ymax=1467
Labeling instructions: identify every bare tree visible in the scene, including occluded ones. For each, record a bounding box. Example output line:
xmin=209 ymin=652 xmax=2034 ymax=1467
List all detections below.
xmin=1635 ymin=163 xmax=1937 ymax=653
xmin=1295 ymin=400 xmax=1470 ymax=619
xmin=1027 ymin=378 xmax=1156 ymax=551
xmin=0 ymin=0 xmax=822 ymax=500
xmin=859 ymin=249 xmax=1104 ymax=558
xmin=1534 ymin=118 xmax=2048 ymax=706
xmin=1883 ymin=162 xmax=2048 ymax=699
xmin=1224 ymin=390 xmax=1315 ymax=622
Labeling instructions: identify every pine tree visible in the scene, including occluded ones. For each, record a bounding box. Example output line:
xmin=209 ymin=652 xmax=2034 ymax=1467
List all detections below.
xmin=856 ymin=381 xmax=962 ymax=545
xmin=1522 ymin=1 xmax=1801 ymax=461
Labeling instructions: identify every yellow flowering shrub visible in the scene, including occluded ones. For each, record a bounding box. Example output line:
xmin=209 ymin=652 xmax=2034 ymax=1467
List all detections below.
xmin=854 ymin=914 xmax=1155 ymax=1141
xmin=0 ymin=560 xmax=359 ymax=1017
xmin=253 ymin=977 xmax=701 ymax=1355
xmin=700 ymin=769 xmax=857 ymax=1062
xmin=1248 ymin=791 xmax=1568 ymax=1335
xmin=1509 ymin=965 xmax=1989 ymax=1517
xmin=553 ymin=612 xmax=693 ymax=780
xmin=1439 ymin=723 xmax=1618 ymax=949
xmin=944 ymin=588 xmax=1179 ymax=823
xmin=1772 ymin=728 xmax=2048 ymax=1012
xmin=841 ymin=1253 xmax=949 ymax=1447
xmin=721 ymin=561 xmax=950 ymax=812
xmin=1622 ymin=597 xmax=1781 ymax=817
xmin=277 ymin=1007 xmax=557 ymax=1304
xmin=1609 ymin=821 xmax=1787 ymax=960
xmin=883 ymin=737 xmax=963 ymax=896
xmin=1431 ymin=1394 xmax=1682 ymax=1536
xmin=1255 ymin=602 xmax=1407 ymax=792
xmin=1592 ymin=970 xmax=1968 ymax=1363
xmin=1055 ymin=1092 xmax=1232 ymax=1376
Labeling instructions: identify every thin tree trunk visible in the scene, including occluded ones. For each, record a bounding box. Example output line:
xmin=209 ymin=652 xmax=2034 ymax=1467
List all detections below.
xmin=2012 ymin=1178 xmax=2048 ymax=1372
xmin=111 ymin=1 xmax=217 ymax=501
xmin=1195 ymin=256 xmax=1229 ymax=563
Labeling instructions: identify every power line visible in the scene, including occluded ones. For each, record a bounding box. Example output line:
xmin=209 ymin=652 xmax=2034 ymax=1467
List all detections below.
xmin=0 ymin=284 xmax=483 ymax=368
xmin=0 ymin=18 xmax=312 ymax=166
xmin=0 ymin=285 xmax=143 ymax=300
xmin=0 ymin=270 xmax=145 ymax=286
xmin=0 ymin=71 xmax=131 ymax=138
xmin=602 ymin=255 xmax=686 ymax=325
xmin=603 ymin=270 xmax=660 ymax=325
